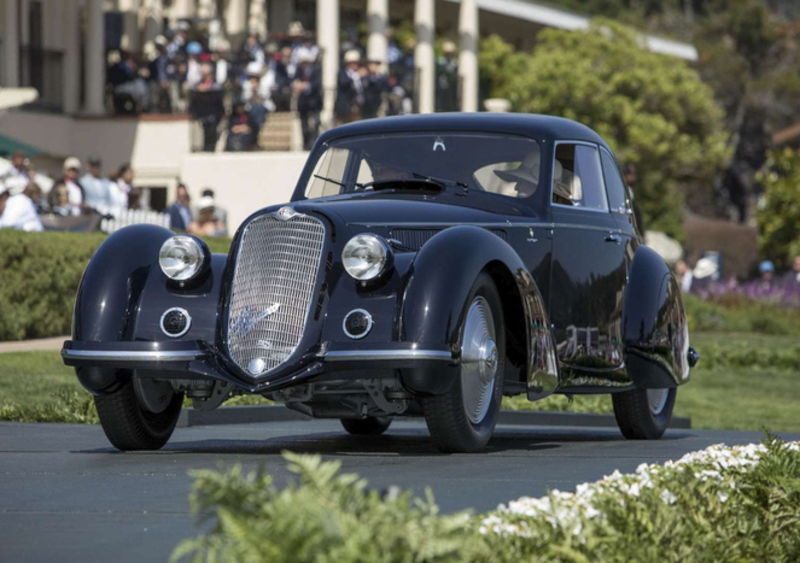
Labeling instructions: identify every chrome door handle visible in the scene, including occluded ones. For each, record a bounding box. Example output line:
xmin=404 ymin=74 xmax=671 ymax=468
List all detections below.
xmin=605 ymin=232 xmax=621 ymax=243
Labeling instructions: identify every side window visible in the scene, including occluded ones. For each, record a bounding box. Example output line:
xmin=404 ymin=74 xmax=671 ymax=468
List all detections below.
xmin=304 ymin=147 xmax=350 ymax=198
xmin=552 ymin=143 xmax=608 ymax=211
xmin=600 ymin=149 xmax=628 ymax=213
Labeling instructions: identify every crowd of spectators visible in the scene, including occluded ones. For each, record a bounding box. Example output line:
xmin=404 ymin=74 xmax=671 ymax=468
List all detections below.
xmin=674 ymin=254 xmax=800 ymax=306
xmin=105 ymin=21 xmax=460 ymax=152
xmin=0 ymin=151 xmax=227 ymax=237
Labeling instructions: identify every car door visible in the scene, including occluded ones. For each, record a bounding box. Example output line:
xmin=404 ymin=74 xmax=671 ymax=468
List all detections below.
xmin=548 ymin=142 xmax=627 ymax=374
xmin=600 ymin=146 xmax=639 ymax=251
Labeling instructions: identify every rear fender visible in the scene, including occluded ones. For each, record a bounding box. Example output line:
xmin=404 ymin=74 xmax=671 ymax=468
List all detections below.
xmin=622 ymin=245 xmax=690 ymax=388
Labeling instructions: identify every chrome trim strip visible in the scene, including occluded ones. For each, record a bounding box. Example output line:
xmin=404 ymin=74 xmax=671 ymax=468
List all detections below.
xmin=323 ymin=349 xmax=453 ymax=361
xmin=61 ymin=349 xmax=202 ymax=362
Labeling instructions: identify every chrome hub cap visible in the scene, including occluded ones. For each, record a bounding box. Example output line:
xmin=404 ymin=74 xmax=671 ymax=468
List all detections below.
xmin=461 ymin=296 xmax=498 ymax=424
xmin=647 ymin=388 xmax=669 ymax=416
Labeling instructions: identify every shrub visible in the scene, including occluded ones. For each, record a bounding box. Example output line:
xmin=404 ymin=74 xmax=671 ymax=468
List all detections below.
xmin=173 ymin=453 xmax=486 ymax=563
xmin=175 ymin=439 xmax=800 ymax=562
xmin=758 ymin=148 xmax=800 ymax=270
xmin=683 ymin=294 xmax=800 ymax=334
xmin=0 ymin=230 xmax=230 ymax=341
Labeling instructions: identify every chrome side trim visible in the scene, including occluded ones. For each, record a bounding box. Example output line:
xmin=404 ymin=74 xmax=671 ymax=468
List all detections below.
xmin=61 ymin=349 xmax=202 ymax=362
xmin=323 ymin=349 xmax=453 ymax=362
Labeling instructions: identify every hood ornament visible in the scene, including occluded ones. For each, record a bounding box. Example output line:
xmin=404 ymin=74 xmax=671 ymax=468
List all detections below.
xmin=275 ymin=206 xmax=298 ymax=221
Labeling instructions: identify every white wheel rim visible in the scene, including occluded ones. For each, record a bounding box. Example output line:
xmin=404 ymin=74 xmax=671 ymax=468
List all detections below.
xmin=647 ymin=388 xmax=669 ymax=416
xmin=460 ymin=296 xmax=498 ymax=425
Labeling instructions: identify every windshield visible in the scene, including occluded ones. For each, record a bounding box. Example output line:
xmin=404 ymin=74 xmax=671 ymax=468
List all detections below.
xmin=302 ymin=133 xmax=542 ymax=200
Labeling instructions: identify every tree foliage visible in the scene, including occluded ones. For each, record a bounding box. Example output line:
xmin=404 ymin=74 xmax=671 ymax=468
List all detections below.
xmin=480 ymin=21 xmax=729 ymax=237
xmin=757 ymin=148 xmax=800 ymax=269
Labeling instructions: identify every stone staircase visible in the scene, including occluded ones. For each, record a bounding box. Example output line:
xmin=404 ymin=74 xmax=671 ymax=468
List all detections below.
xmin=258 ymin=111 xmax=297 ymax=151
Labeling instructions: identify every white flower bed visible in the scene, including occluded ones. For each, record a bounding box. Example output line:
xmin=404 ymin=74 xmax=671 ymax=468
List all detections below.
xmin=480 ymin=441 xmax=800 ymax=539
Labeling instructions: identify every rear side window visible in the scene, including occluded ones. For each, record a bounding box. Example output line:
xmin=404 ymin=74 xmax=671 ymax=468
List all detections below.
xmin=552 ymin=143 xmax=608 ymax=211
xmin=600 ymin=149 xmax=628 ymax=213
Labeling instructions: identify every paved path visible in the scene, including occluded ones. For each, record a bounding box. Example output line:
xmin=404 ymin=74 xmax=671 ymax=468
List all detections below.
xmin=0 ymin=336 xmax=68 ymax=353
xmin=1 ymin=420 xmax=797 ymax=562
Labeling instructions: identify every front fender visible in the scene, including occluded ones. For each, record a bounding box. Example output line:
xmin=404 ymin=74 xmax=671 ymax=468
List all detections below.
xmin=400 ymin=225 xmax=557 ymax=394
xmin=71 ymin=225 xmax=227 ymax=392
xmin=622 ymin=245 xmax=690 ymax=388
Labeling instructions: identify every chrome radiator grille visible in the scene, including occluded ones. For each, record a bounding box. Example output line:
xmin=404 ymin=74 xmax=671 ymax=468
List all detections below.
xmin=225 ymin=212 xmax=326 ymax=377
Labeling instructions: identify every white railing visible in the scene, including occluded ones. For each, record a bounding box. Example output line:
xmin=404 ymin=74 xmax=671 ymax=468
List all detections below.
xmin=101 ymin=209 xmax=171 ymax=234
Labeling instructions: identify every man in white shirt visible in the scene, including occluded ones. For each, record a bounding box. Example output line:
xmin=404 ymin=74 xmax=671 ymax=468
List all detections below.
xmin=0 ymin=184 xmax=43 ymax=231
xmin=62 ymin=157 xmax=84 ymax=214
xmin=80 ymin=157 xmax=111 ymax=214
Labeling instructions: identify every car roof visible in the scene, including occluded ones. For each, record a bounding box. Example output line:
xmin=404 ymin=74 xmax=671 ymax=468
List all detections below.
xmin=317 ymin=113 xmax=609 ymax=149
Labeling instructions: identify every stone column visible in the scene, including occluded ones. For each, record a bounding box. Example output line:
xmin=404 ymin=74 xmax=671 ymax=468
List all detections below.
xmin=317 ymin=0 xmax=339 ymax=127
xmin=248 ymin=0 xmax=267 ymax=38
xmin=197 ymin=0 xmax=217 ymax=19
xmin=226 ymin=0 xmax=247 ymax=42
xmin=367 ymin=0 xmax=388 ymax=67
xmin=458 ymin=0 xmax=478 ymax=112
xmin=1 ymin=0 xmax=19 ymax=87
xmin=63 ymin=0 xmax=80 ymax=114
xmin=414 ymin=0 xmax=435 ymax=114
xmin=171 ymin=0 xmax=194 ymax=23
xmin=84 ymin=0 xmax=105 ymax=115
xmin=143 ymin=0 xmax=164 ymax=46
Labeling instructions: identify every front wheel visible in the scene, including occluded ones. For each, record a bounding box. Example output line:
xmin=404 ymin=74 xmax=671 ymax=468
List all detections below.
xmin=93 ymin=375 xmax=183 ymax=451
xmin=612 ymin=387 xmax=676 ymax=439
xmin=423 ymin=273 xmax=505 ymax=453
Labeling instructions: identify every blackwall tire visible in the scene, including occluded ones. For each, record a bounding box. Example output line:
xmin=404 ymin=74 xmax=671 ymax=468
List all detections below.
xmin=422 ymin=272 xmax=505 ymax=453
xmin=94 ymin=377 xmax=183 ymax=451
xmin=340 ymin=417 xmax=392 ymax=435
xmin=612 ymin=387 xmax=676 ymax=439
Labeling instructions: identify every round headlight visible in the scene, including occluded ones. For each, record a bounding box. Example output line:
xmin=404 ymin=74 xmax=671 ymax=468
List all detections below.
xmin=342 ymin=234 xmax=392 ymax=281
xmin=159 ymin=235 xmax=207 ymax=281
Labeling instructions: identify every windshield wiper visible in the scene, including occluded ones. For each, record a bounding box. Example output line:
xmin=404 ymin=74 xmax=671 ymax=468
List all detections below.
xmin=357 ymin=176 xmax=445 ymax=190
xmin=313 ymin=173 xmax=346 ymax=187
xmin=412 ymin=172 xmax=468 ymax=189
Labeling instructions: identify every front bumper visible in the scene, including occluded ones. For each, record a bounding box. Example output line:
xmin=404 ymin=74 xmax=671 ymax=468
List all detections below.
xmin=62 ymin=339 xmax=455 ymax=394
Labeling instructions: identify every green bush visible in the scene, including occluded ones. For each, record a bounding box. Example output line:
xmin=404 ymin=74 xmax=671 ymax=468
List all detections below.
xmin=0 ymin=230 xmax=230 ymax=341
xmin=757 ymin=147 xmax=800 ymax=270
xmin=175 ymin=439 xmax=800 ymax=562
xmin=173 ymin=453 xmax=486 ymax=563
xmin=683 ymin=294 xmax=800 ymax=334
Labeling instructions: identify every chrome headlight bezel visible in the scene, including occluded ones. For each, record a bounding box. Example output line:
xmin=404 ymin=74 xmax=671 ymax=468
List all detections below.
xmin=158 ymin=235 xmax=210 ymax=282
xmin=342 ymin=233 xmax=393 ymax=281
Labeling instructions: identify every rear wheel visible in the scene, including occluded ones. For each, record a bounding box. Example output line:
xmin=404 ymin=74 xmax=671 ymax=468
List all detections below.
xmin=340 ymin=416 xmax=391 ymax=435
xmin=94 ymin=376 xmax=183 ymax=451
xmin=423 ymin=273 xmax=505 ymax=453
xmin=612 ymin=387 xmax=676 ymax=439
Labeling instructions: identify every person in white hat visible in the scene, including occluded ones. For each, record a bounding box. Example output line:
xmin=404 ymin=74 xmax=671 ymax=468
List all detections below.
xmin=61 ymin=157 xmax=85 ymax=214
xmin=0 ymin=182 xmax=43 ymax=231
xmin=493 ymin=151 xmax=541 ymax=198
xmin=335 ymin=50 xmax=364 ymax=124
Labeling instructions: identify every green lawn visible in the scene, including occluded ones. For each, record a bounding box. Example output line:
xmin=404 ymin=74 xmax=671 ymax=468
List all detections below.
xmin=1 ymin=331 xmax=798 ymax=431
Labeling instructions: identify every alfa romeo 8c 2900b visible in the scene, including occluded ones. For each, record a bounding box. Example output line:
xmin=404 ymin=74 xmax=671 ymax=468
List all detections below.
xmin=62 ymin=113 xmax=698 ymax=452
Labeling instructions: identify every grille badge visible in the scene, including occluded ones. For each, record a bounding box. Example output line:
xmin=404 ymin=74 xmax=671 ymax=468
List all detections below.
xmin=275 ymin=206 xmax=298 ymax=221
xmin=229 ymin=303 xmax=280 ymax=340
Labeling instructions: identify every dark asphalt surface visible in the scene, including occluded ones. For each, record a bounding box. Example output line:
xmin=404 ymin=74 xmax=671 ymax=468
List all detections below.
xmin=2 ymin=419 xmax=798 ymax=562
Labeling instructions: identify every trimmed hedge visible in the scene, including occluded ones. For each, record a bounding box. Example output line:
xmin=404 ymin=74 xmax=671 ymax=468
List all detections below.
xmin=0 ymin=230 xmax=230 ymax=341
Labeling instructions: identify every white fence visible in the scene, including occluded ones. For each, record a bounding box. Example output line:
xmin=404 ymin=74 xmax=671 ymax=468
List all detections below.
xmin=101 ymin=209 xmax=171 ymax=234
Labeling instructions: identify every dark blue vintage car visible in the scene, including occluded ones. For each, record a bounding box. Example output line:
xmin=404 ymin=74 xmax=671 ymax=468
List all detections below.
xmin=62 ymin=114 xmax=697 ymax=452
